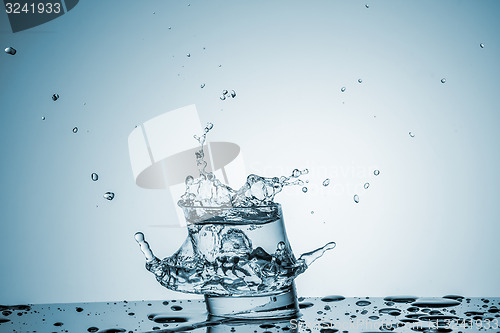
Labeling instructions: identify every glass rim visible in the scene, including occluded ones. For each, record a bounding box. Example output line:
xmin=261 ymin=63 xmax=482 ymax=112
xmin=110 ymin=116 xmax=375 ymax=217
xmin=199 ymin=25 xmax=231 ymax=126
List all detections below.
xmin=178 ymin=202 xmax=281 ymax=210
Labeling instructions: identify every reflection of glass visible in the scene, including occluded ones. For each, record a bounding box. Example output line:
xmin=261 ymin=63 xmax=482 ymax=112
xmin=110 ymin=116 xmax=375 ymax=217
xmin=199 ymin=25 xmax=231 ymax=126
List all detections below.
xmin=136 ymin=204 xmax=335 ymax=319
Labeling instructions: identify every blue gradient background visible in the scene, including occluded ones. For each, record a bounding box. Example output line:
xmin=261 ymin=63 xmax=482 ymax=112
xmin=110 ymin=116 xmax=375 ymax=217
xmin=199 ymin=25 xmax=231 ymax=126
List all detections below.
xmin=1 ymin=0 xmax=499 ymax=304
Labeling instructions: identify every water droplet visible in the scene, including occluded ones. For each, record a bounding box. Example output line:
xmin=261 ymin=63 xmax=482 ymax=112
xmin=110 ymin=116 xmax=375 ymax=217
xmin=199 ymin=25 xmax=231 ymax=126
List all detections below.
xmin=230 ymin=90 xmax=236 ymax=98
xmin=186 ymin=53 xmax=190 ymax=57
xmin=91 ymin=173 xmax=98 ymax=181
xmin=72 ymin=127 xmax=78 ymax=133
xmin=41 ymin=116 xmax=46 ymax=120
xmin=364 ymin=182 xmax=369 ymax=189
xmin=480 ymin=43 xmax=485 ymax=48
xmin=302 ymin=187 xmax=308 ymax=193
xmin=103 ymin=192 xmax=115 ymax=200
xmin=323 ymin=178 xmax=330 ymax=186
xmin=409 ymin=131 xmax=415 ymax=137
xmin=220 ymin=95 xmax=226 ymax=100
xmin=200 ymin=83 xmax=205 ymax=88
xmin=299 ymin=302 xmax=314 ymax=309
xmin=4 ymin=46 xmax=16 ymax=55
xmin=365 ymin=4 xmax=370 ymax=8
xmin=222 ymin=90 xmax=228 ymax=95
xmin=354 ymin=194 xmax=359 ymax=203
xmin=412 ymin=298 xmax=461 ymax=308
xmin=52 ymin=93 xmax=59 ymax=101
xmin=76 ymin=307 xmax=84 ymax=312
xmin=321 ymin=295 xmax=346 ymax=302
xmin=356 ymin=300 xmax=372 ymax=306
xmin=358 ymin=78 xmax=362 ymax=83
xmin=218 ymin=64 xmax=222 ymax=67
xmin=54 ymin=322 xmax=64 ymax=326
xmin=384 ymin=296 xmax=418 ymax=303
xmin=374 ymin=169 xmax=380 ymax=176
xmin=341 ymin=86 xmax=346 ymax=92
xmin=441 ymin=78 xmax=446 ymax=83
xmin=311 ymin=211 xmax=314 ymax=214
xmin=168 ymin=27 xmax=171 ymax=30
xmin=171 ymin=305 xmax=183 ymax=311
xmin=87 ymin=327 xmax=99 ymax=332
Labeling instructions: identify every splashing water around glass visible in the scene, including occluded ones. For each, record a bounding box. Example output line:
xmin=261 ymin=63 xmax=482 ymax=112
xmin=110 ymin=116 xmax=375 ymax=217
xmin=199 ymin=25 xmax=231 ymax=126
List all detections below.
xmin=135 ymin=123 xmax=336 ymax=319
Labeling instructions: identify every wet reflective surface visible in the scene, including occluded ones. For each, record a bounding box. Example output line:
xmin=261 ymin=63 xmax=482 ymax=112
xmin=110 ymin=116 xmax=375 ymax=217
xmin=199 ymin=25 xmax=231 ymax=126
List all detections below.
xmin=1 ymin=297 xmax=499 ymax=332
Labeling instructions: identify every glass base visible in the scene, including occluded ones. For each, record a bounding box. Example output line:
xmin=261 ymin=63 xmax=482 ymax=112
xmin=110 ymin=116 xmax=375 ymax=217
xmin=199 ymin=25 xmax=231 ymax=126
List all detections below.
xmin=204 ymin=285 xmax=299 ymax=319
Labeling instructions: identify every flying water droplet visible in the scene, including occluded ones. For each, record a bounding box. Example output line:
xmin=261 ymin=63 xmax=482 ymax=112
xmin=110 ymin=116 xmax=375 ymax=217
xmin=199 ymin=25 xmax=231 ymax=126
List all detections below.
xmin=358 ymin=78 xmax=362 ymax=83
xmin=186 ymin=53 xmax=190 ymax=57
xmin=103 ymin=192 xmax=115 ymax=200
xmin=311 ymin=211 xmax=314 ymax=214
xmin=374 ymin=169 xmax=380 ymax=176
xmin=441 ymin=78 xmax=446 ymax=83
xmin=91 ymin=173 xmax=98 ymax=181
xmin=223 ymin=90 xmax=228 ymax=95
xmin=341 ymin=87 xmax=346 ymax=92
xmin=323 ymin=178 xmax=330 ymax=186
xmin=72 ymin=127 xmax=78 ymax=133
xmin=200 ymin=83 xmax=205 ymax=88
xmin=4 ymin=46 xmax=16 ymax=55
xmin=354 ymin=194 xmax=359 ymax=203
xmin=52 ymin=94 xmax=59 ymax=101
xmin=302 ymin=187 xmax=308 ymax=193
xmin=409 ymin=131 xmax=415 ymax=137
xmin=220 ymin=95 xmax=226 ymax=101
xmin=365 ymin=4 xmax=370 ymax=8
xmin=41 ymin=116 xmax=46 ymax=120
xmin=230 ymin=90 xmax=236 ymax=98
xmin=364 ymin=183 xmax=369 ymax=189
xmin=480 ymin=43 xmax=485 ymax=48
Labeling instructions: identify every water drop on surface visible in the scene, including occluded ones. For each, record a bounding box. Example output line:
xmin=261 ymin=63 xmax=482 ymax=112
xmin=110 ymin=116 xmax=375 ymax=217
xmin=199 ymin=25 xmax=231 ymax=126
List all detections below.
xmin=302 ymin=187 xmax=308 ymax=193
xmin=409 ymin=131 xmax=415 ymax=137
xmin=72 ymin=127 xmax=78 ymax=133
xmin=441 ymin=78 xmax=446 ymax=83
xmin=52 ymin=93 xmax=59 ymax=101
xmin=358 ymin=78 xmax=362 ymax=83
xmin=354 ymin=194 xmax=359 ymax=203
xmin=91 ymin=173 xmax=98 ymax=181
xmin=374 ymin=169 xmax=380 ymax=176
xmin=480 ymin=43 xmax=485 ymax=48
xmin=364 ymin=182 xmax=369 ymax=189
xmin=323 ymin=178 xmax=330 ymax=186
xmin=5 ymin=46 xmax=16 ymax=55
xmin=341 ymin=86 xmax=346 ymax=92
xmin=103 ymin=192 xmax=115 ymax=200
xmin=200 ymin=83 xmax=205 ymax=88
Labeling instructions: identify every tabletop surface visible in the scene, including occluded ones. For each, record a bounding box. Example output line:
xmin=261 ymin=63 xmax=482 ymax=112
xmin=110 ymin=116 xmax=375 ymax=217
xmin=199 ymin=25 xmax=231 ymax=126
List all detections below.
xmin=1 ymin=296 xmax=499 ymax=333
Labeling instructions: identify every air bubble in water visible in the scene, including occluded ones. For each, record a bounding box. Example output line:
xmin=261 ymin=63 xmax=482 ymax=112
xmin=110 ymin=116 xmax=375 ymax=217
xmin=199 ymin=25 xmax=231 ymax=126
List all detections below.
xmin=73 ymin=127 xmax=78 ymax=133
xmin=52 ymin=94 xmax=59 ymax=101
xmin=103 ymin=192 xmax=115 ymax=200
xmin=409 ymin=132 xmax=415 ymax=137
xmin=341 ymin=86 xmax=346 ymax=92
xmin=364 ymin=183 xmax=369 ymax=189
xmin=358 ymin=78 xmax=362 ymax=83
xmin=441 ymin=78 xmax=446 ymax=83
xmin=4 ymin=47 xmax=16 ymax=55
xmin=323 ymin=178 xmax=330 ymax=186
xmin=91 ymin=173 xmax=98 ymax=181
xmin=302 ymin=187 xmax=308 ymax=193
xmin=480 ymin=43 xmax=484 ymax=48
xmin=354 ymin=194 xmax=359 ymax=203
xmin=200 ymin=83 xmax=205 ymax=88
xmin=374 ymin=169 xmax=380 ymax=176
